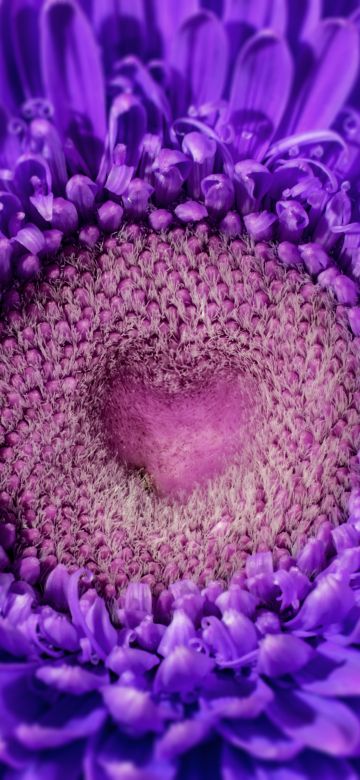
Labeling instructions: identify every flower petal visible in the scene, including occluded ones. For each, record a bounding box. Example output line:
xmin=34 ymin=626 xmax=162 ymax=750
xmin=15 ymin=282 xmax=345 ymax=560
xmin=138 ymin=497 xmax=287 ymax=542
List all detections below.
xmin=35 ymin=663 xmax=109 ymax=694
xmin=285 ymin=19 xmax=359 ymax=134
xmin=296 ymin=642 xmax=360 ymax=697
xmin=268 ymin=688 xmax=360 ymax=756
xmin=154 ymin=647 xmax=214 ymax=696
xmin=102 ymin=684 xmax=163 ymax=735
xmin=41 ymin=0 xmax=106 ymax=169
xmin=158 ymin=610 xmax=197 ymax=657
xmin=15 ymin=701 xmax=107 ymax=749
xmin=286 ymin=574 xmax=356 ymax=633
xmin=170 ymin=11 xmax=228 ymax=115
xmin=155 ymin=717 xmax=213 ymax=761
xmin=258 ymin=634 xmax=314 ymax=678
xmin=218 ymin=714 xmax=301 ymax=761
xmin=222 ymin=31 xmax=293 ymax=160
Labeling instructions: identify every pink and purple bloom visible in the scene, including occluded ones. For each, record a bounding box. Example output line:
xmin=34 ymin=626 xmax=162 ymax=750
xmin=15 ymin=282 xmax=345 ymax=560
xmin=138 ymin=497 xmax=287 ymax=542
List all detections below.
xmin=2 ymin=0 xmax=360 ymax=777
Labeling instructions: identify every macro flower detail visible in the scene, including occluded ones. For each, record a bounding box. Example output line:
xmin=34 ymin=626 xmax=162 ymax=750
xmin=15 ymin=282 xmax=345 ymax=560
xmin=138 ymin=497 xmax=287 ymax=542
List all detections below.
xmin=1 ymin=0 xmax=360 ymax=778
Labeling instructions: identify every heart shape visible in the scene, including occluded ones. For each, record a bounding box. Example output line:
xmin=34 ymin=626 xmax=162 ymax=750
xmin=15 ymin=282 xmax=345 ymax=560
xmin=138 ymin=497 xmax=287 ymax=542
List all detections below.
xmin=104 ymin=372 xmax=257 ymax=498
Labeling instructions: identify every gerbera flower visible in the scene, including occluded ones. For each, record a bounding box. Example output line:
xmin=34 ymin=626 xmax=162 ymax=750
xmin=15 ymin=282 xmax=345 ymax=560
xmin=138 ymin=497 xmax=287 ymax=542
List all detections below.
xmin=1 ymin=0 xmax=360 ymax=777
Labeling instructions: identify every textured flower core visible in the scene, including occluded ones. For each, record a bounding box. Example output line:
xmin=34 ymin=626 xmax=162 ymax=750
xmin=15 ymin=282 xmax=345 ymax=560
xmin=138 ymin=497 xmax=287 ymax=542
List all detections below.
xmin=1 ymin=225 xmax=360 ymax=592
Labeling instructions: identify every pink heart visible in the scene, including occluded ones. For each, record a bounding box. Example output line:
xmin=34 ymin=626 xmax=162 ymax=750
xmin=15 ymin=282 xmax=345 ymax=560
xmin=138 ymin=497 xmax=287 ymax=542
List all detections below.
xmin=104 ymin=372 xmax=257 ymax=498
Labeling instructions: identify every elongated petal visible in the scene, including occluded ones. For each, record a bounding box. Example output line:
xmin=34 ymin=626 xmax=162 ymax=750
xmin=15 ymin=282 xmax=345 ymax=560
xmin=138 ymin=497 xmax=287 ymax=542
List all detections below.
xmin=287 ymin=0 xmax=322 ymax=43
xmin=223 ymin=0 xmax=287 ymax=32
xmin=35 ymin=664 xmax=109 ymax=694
xmin=170 ymin=11 xmax=228 ymax=116
xmin=218 ymin=715 xmax=301 ymax=761
xmin=296 ymin=642 xmax=360 ymax=697
xmin=92 ymin=0 xmax=145 ymax=71
xmin=287 ymin=574 xmax=356 ymax=632
xmin=223 ymin=31 xmax=293 ymax=160
xmin=16 ymin=704 xmax=107 ymax=749
xmin=268 ymin=688 xmax=360 ymax=756
xmin=10 ymin=0 xmax=43 ymax=99
xmin=204 ymin=679 xmax=273 ymax=720
xmin=151 ymin=0 xmax=198 ymax=59
xmin=156 ymin=718 xmax=212 ymax=761
xmin=41 ymin=0 xmax=106 ymax=145
xmin=286 ymin=19 xmax=359 ymax=134
xmin=44 ymin=563 xmax=71 ymax=611
xmin=107 ymin=94 xmax=147 ymax=168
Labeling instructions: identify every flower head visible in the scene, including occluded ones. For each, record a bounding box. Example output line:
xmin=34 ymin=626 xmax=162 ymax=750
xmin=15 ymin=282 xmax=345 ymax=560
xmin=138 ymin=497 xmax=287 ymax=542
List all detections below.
xmin=1 ymin=0 xmax=360 ymax=777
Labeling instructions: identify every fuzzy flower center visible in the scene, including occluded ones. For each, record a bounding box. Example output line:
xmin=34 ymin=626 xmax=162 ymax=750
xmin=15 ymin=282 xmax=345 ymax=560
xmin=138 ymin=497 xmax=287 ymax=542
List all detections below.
xmin=104 ymin=370 xmax=257 ymax=498
xmin=0 ymin=226 xmax=359 ymax=592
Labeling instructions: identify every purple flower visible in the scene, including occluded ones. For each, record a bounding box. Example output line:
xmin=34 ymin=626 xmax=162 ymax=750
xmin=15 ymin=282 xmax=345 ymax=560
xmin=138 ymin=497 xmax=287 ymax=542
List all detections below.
xmin=1 ymin=1 xmax=360 ymax=777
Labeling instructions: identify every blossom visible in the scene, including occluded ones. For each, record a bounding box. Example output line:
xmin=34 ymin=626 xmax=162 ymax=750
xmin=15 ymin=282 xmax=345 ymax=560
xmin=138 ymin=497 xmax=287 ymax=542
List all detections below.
xmin=1 ymin=0 xmax=360 ymax=777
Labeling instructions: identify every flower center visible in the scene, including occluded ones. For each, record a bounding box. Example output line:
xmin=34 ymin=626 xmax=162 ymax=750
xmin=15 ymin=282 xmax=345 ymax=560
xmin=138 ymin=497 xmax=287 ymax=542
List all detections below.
xmin=104 ymin=370 xmax=257 ymax=498
xmin=0 ymin=225 xmax=359 ymax=593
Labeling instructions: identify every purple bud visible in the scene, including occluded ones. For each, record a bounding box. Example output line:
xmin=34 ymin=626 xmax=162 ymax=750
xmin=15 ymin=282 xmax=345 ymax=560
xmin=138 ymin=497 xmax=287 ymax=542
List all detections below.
xmin=97 ymin=201 xmax=124 ymax=232
xmin=175 ymin=201 xmax=208 ymax=223
xmin=66 ymin=175 xmax=98 ymax=218
xmin=149 ymin=209 xmax=173 ymax=231
xmin=317 ymin=266 xmax=340 ymax=289
xmin=349 ymin=488 xmax=360 ymax=520
xmin=244 ymin=211 xmax=277 ymax=242
xmin=123 ymin=179 xmax=154 ymax=219
xmin=348 ymin=306 xmax=360 ymax=336
xmin=256 ymin=611 xmax=281 ymax=635
xmin=332 ymin=275 xmax=358 ymax=305
xmin=299 ymin=242 xmax=330 ymax=274
xmin=277 ymin=242 xmax=302 ymax=267
xmin=0 ymin=522 xmax=16 ymax=549
xmin=16 ymin=556 xmax=40 ymax=584
xmin=153 ymin=149 xmax=191 ymax=206
xmin=42 ymin=229 xmax=63 ymax=255
xmin=276 ymin=199 xmax=309 ymax=242
xmin=201 ymin=174 xmax=234 ymax=219
xmin=219 ymin=211 xmax=242 ymax=237
xmin=16 ymin=253 xmax=41 ymax=279
xmin=52 ymin=197 xmax=79 ymax=233
xmin=234 ymin=161 xmax=271 ymax=214
xmin=182 ymin=132 xmax=216 ymax=199
xmin=79 ymin=225 xmax=100 ymax=248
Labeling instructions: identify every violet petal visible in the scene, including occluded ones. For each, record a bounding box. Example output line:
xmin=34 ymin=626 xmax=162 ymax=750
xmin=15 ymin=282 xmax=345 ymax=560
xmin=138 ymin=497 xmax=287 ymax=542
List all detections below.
xmin=41 ymin=0 xmax=106 ymax=156
xmin=267 ymin=687 xmax=360 ymax=756
xmin=286 ymin=18 xmax=359 ymax=134
xmin=286 ymin=574 xmax=356 ymax=633
xmin=258 ymin=633 xmax=314 ymax=678
xmin=224 ymin=31 xmax=293 ymax=160
xmin=170 ymin=11 xmax=228 ymax=115
xmin=154 ymin=647 xmax=214 ymax=696
xmin=102 ymin=684 xmax=163 ymax=735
